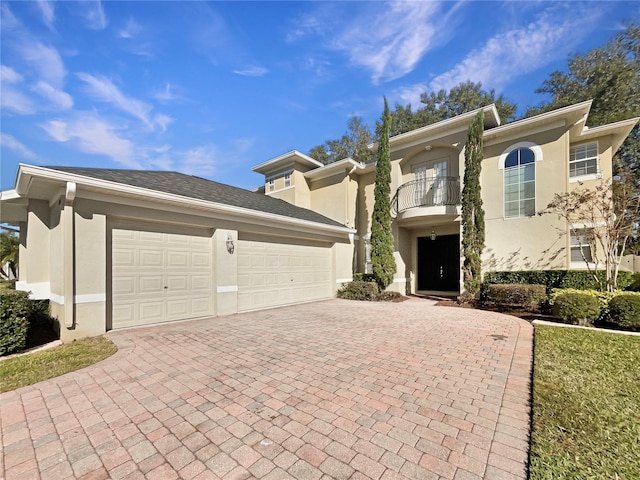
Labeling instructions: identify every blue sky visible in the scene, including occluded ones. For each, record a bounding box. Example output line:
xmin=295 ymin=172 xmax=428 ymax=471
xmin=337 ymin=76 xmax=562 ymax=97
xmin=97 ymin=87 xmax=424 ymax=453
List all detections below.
xmin=1 ymin=1 xmax=638 ymax=192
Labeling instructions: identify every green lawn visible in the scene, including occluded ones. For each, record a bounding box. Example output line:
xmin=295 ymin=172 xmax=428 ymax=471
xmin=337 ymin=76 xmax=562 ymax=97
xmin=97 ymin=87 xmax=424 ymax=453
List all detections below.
xmin=0 ymin=336 xmax=117 ymax=392
xmin=530 ymin=325 xmax=640 ymax=479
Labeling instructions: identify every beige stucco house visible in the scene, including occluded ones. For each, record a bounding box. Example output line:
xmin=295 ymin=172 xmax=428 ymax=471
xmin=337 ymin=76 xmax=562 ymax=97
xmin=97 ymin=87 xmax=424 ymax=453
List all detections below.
xmin=1 ymin=100 xmax=637 ymax=341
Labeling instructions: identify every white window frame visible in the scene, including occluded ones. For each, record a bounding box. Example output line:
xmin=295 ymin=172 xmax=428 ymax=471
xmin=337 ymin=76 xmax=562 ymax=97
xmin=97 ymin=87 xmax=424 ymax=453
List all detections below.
xmin=284 ymin=172 xmax=291 ymax=188
xmin=268 ymin=178 xmax=275 ymax=192
xmin=569 ymin=142 xmax=599 ymax=182
xmin=570 ymin=228 xmax=594 ymax=266
xmin=498 ymin=142 xmax=543 ymax=220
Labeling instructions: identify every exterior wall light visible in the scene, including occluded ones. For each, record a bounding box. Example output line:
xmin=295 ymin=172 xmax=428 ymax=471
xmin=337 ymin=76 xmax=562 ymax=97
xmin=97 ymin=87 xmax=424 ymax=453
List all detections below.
xmin=226 ymin=232 xmax=235 ymax=254
xmin=430 ymin=230 xmax=437 ymax=241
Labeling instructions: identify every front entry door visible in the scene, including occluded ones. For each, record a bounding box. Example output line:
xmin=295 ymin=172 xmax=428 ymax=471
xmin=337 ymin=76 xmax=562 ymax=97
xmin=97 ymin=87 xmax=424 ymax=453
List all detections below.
xmin=417 ymin=234 xmax=460 ymax=291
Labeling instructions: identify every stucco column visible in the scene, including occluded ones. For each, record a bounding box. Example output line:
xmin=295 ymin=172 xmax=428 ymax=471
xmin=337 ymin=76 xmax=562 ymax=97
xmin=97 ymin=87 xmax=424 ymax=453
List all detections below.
xmin=62 ymin=182 xmax=76 ymax=328
xmin=213 ymin=229 xmax=238 ymax=316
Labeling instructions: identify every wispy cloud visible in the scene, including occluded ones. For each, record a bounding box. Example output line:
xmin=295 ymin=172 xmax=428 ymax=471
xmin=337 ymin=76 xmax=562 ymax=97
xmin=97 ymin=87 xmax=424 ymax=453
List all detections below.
xmin=36 ymin=0 xmax=55 ymax=30
xmin=41 ymin=113 xmax=138 ymax=168
xmin=429 ymin=4 xmax=604 ymax=92
xmin=77 ymin=73 xmax=169 ymax=131
xmin=152 ymin=83 xmax=183 ymax=104
xmin=16 ymin=40 xmax=66 ymax=88
xmin=118 ymin=17 xmax=141 ymax=39
xmin=32 ymin=81 xmax=73 ymax=110
xmin=0 ymin=133 xmax=39 ymax=160
xmin=290 ymin=1 xmax=447 ymax=84
xmin=233 ymin=66 xmax=268 ymax=77
xmin=0 ymin=65 xmax=35 ymax=114
xmin=78 ymin=0 xmax=108 ymax=30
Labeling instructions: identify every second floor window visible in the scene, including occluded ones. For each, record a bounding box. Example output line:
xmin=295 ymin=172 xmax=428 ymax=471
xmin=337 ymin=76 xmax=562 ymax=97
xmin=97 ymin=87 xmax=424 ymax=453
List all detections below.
xmin=268 ymin=179 xmax=274 ymax=192
xmin=504 ymin=147 xmax=536 ymax=218
xmin=284 ymin=173 xmax=291 ymax=187
xmin=570 ymin=142 xmax=598 ymax=178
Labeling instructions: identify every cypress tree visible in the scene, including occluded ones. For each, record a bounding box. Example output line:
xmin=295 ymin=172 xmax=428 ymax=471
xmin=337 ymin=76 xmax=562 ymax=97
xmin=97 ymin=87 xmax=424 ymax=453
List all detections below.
xmin=461 ymin=110 xmax=485 ymax=295
xmin=370 ymin=97 xmax=397 ymax=289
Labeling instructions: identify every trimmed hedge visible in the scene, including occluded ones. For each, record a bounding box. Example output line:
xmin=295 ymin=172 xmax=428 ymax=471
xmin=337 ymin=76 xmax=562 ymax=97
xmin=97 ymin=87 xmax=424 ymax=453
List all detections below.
xmin=0 ymin=290 xmax=30 ymax=355
xmin=608 ymin=294 xmax=640 ymax=331
xmin=548 ymin=288 xmax=617 ymax=309
xmin=486 ymin=284 xmax=546 ymax=309
xmin=337 ymin=281 xmax=379 ymax=301
xmin=483 ymin=270 xmax=634 ymax=294
xmin=552 ymin=292 xmax=601 ymax=326
xmin=336 ymin=281 xmax=402 ymax=302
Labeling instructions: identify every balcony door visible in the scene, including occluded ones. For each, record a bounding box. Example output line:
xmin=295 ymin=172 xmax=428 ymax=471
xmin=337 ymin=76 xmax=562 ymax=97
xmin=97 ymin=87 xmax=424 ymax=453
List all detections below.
xmin=432 ymin=161 xmax=447 ymax=204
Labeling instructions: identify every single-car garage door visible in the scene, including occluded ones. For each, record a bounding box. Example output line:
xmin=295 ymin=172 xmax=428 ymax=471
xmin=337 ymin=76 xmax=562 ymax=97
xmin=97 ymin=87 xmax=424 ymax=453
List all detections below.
xmin=237 ymin=235 xmax=332 ymax=312
xmin=111 ymin=223 xmax=214 ymax=329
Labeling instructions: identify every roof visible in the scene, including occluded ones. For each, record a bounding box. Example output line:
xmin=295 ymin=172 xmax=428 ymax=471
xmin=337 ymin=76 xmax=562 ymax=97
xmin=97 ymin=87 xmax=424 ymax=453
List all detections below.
xmin=44 ymin=166 xmax=346 ymax=228
xmin=252 ymin=150 xmax=323 ymax=175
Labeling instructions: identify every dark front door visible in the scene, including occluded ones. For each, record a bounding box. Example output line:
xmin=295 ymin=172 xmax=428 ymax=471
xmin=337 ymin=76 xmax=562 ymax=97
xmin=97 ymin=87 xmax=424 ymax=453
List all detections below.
xmin=417 ymin=234 xmax=460 ymax=291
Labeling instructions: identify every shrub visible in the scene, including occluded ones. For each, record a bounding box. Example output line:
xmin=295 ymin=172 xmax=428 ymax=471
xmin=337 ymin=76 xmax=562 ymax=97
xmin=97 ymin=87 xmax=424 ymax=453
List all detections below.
xmin=0 ymin=290 xmax=30 ymax=355
xmin=552 ymin=292 xmax=601 ymax=326
xmin=486 ymin=284 xmax=547 ymax=310
xmin=352 ymin=273 xmax=377 ymax=283
xmin=608 ymin=294 xmax=640 ymax=331
xmin=375 ymin=291 xmax=402 ymax=302
xmin=548 ymin=288 xmax=616 ymax=309
xmin=483 ymin=270 xmax=634 ymax=293
xmin=337 ymin=281 xmax=379 ymax=301
xmin=626 ymin=273 xmax=640 ymax=292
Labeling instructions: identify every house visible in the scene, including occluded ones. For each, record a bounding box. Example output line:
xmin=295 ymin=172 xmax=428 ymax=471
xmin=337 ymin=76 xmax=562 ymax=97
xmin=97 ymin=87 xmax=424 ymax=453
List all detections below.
xmin=0 ymin=100 xmax=637 ymax=341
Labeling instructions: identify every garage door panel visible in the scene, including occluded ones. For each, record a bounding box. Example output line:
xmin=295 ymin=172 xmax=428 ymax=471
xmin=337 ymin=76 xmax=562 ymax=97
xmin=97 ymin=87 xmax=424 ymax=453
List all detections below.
xmin=237 ymin=238 xmax=332 ymax=312
xmin=111 ymin=224 xmax=214 ymax=329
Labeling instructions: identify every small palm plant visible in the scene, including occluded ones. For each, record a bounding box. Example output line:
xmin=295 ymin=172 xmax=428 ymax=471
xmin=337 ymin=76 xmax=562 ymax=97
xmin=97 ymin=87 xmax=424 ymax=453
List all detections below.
xmin=0 ymin=231 xmax=19 ymax=279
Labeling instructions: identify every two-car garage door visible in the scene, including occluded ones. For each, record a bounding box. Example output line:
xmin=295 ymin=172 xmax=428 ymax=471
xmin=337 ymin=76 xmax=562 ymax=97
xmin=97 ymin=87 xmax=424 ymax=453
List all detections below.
xmin=110 ymin=224 xmax=334 ymax=329
xmin=111 ymin=223 xmax=215 ymax=329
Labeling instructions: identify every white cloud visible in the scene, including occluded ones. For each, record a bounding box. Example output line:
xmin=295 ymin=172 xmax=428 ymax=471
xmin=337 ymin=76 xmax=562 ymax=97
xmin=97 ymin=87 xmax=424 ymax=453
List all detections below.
xmin=0 ymin=87 xmax=35 ymax=115
xmin=17 ymin=41 xmax=66 ymax=88
xmin=80 ymin=0 xmax=108 ymax=30
xmin=152 ymin=83 xmax=182 ymax=104
xmin=391 ymin=84 xmax=428 ymax=108
xmin=0 ymin=133 xmax=38 ymax=160
xmin=153 ymin=113 xmax=173 ymax=133
xmin=233 ymin=66 xmax=268 ymax=77
xmin=41 ymin=113 xmax=138 ymax=168
xmin=118 ymin=17 xmax=141 ymax=39
xmin=36 ymin=0 xmax=55 ymax=30
xmin=1 ymin=65 xmax=23 ymax=84
xmin=77 ymin=73 xmax=168 ymax=131
xmin=32 ymin=81 xmax=73 ymax=110
xmin=429 ymin=5 xmax=604 ymax=92
xmin=292 ymin=1 xmax=444 ymax=84
xmin=179 ymin=146 xmax=218 ymax=177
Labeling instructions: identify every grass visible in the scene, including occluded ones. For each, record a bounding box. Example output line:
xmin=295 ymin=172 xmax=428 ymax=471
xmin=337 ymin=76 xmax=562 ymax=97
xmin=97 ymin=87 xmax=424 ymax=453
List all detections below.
xmin=530 ymin=325 xmax=640 ymax=479
xmin=0 ymin=336 xmax=117 ymax=393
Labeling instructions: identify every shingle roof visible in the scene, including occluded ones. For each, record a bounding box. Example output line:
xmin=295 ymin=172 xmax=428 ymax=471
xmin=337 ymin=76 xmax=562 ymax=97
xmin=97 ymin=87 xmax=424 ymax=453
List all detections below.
xmin=46 ymin=167 xmax=346 ymax=228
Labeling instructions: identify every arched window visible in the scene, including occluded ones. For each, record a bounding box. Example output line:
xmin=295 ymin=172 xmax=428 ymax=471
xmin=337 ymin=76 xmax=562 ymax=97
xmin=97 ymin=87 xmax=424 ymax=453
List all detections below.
xmin=500 ymin=144 xmax=540 ymax=218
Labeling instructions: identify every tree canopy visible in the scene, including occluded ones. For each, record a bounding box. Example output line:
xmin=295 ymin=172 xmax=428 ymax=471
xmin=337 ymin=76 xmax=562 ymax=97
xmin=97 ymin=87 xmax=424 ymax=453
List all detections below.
xmin=527 ymin=23 xmax=640 ymax=178
xmin=308 ymin=116 xmax=374 ymax=165
xmin=389 ymin=81 xmax=517 ymax=136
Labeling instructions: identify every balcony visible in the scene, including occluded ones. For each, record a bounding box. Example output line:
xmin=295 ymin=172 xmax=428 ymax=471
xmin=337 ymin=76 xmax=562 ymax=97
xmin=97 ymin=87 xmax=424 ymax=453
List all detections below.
xmin=391 ymin=177 xmax=461 ymax=225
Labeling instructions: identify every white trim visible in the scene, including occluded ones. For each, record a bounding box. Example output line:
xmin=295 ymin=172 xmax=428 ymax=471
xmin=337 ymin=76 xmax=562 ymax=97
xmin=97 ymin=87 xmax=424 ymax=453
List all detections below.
xmin=569 ymin=174 xmax=600 ymax=183
xmin=252 ymin=150 xmax=323 ymax=173
xmin=571 ymin=221 xmax=607 ymax=229
xmin=266 ymin=169 xmax=294 ymax=182
xmin=498 ymin=142 xmax=543 ymax=170
xmin=336 ymin=278 xmax=353 ymax=284
xmin=304 ymin=158 xmax=364 ymax=181
xmin=393 ymin=278 xmax=411 ymax=284
xmin=217 ymin=285 xmax=238 ymax=293
xmin=15 ymin=281 xmax=51 ymax=300
xmin=265 ymin=185 xmax=295 ymax=195
xmin=75 ymin=293 xmax=106 ymax=304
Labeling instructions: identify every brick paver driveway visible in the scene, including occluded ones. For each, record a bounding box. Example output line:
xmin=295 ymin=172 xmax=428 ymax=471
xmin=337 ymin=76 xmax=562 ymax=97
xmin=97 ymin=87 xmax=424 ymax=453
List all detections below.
xmin=1 ymin=298 xmax=533 ymax=480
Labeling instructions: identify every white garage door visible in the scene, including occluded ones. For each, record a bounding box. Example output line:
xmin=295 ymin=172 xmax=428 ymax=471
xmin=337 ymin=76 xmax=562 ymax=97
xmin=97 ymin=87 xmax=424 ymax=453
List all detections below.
xmin=237 ymin=237 xmax=332 ymax=312
xmin=111 ymin=223 xmax=214 ymax=329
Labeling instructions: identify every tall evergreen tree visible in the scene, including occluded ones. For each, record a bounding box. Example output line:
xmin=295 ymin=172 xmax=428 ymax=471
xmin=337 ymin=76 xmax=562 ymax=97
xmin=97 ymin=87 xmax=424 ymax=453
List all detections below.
xmin=370 ymin=97 xmax=396 ymax=289
xmin=461 ymin=110 xmax=485 ymax=296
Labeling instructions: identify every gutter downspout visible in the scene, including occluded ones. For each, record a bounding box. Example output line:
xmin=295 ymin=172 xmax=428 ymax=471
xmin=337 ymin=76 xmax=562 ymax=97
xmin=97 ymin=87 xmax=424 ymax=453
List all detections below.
xmin=63 ymin=182 xmax=76 ymax=328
